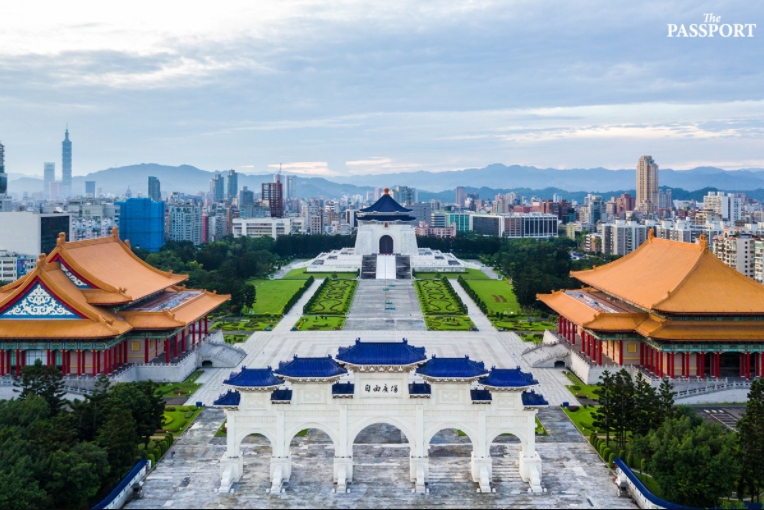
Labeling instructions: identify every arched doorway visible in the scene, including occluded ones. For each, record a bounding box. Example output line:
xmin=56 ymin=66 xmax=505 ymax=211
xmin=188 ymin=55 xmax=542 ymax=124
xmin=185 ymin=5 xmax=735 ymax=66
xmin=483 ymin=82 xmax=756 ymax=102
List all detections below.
xmin=288 ymin=428 xmax=336 ymax=489
xmin=489 ymin=431 xmax=522 ymax=484
xmin=379 ymin=235 xmax=393 ymax=255
xmin=352 ymin=423 xmax=410 ymax=483
xmin=427 ymin=428 xmax=474 ymax=488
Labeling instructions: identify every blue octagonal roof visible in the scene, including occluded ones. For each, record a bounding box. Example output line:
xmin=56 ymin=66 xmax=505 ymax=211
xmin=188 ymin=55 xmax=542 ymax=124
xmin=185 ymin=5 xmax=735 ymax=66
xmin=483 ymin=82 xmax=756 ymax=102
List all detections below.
xmin=275 ymin=355 xmax=348 ymax=379
xmin=416 ymin=356 xmax=488 ymax=379
xmin=224 ymin=367 xmax=283 ymax=388
xmin=336 ymin=339 xmax=427 ymax=366
xmin=360 ymin=193 xmax=413 ymax=214
xmin=479 ymin=367 xmax=538 ymax=388
xmin=214 ymin=389 xmax=241 ymax=406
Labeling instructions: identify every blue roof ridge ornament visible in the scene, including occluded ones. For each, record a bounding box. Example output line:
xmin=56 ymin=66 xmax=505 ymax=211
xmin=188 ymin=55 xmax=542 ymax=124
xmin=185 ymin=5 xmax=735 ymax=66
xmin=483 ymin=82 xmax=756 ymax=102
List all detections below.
xmin=336 ymin=338 xmax=427 ymax=369
xmin=223 ymin=366 xmax=283 ymax=390
xmin=274 ymin=355 xmax=347 ymax=381
xmin=479 ymin=366 xmax=539 ymax=390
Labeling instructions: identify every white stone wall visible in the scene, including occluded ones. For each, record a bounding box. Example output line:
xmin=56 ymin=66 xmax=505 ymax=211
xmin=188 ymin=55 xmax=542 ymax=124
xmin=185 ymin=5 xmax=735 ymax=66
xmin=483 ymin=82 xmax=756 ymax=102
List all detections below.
xmin=354 ymin=223 xmax=419 ymax=256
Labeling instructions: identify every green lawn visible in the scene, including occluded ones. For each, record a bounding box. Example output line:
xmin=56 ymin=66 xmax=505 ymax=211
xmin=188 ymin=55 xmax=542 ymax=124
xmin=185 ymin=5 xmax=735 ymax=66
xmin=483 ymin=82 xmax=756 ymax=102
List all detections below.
xmin=520 ymin=333 xmax=544 ymax=344
xmin=295 ymin=315 xmax=346 ymax=331
xmin=304 ymin=279 xmax=358 ymax=315
xmin=223 ymin=334 xmax=248 ymax=344
xmin=636 ymin=472 xmax=664 ymax=498
xmin=424 ymin=315 xmax=476 ymax=331
xmin=563 ymin=406 xmax=605 ymax=435
xmin=535 ymin=417 xmax=547 ymax=436
xmin=564 ymin=371 xmax=601 ymax=401
xmin=156 ymin=371 xmax=203 ymax=398
xmin=415 ymin=279 xmax=466 ymax=315
xmin=462 ymin=279 xmax=521 ymax=315
xmin=492 ymin=318 xmax=556 ymax=331
xmin=283 ymin=268 xmax=357 ymax=279
xmin=246 ymin=279 xmax=308 ymax=314
xmin=414 ymin=268 xmax=489 ymax=280
xmin=217 ymin=318 xmax=279 ymax=332
xmin=161 ymin=405 xmax=203 ymax=433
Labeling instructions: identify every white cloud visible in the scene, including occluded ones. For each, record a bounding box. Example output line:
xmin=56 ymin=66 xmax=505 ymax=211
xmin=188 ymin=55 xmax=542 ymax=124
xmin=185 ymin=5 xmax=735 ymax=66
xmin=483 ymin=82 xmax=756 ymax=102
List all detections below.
xmin=267 ymin=161 xmax=338 ymax=176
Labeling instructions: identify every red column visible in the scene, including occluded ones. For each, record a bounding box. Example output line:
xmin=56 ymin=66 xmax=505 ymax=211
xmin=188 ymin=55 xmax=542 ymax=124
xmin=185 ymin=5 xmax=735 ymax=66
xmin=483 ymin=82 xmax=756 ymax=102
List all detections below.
xmin=598 ymin=339 xmax=603 ymax=366
xmin=699 ymin=352 xmax=705 ymax=379
xmin=165 ymin=339 xmax=170 ymax=363
xmin=204 ymin=315 xmax=209 ymax=335
xmin=60 ymin=350 xmax=67 ymax=376
xmin=746 ymin=352 xmax=751 ymax=379
xmin=0 ymin=351 xmax=5 ymax=376
xmin=144 ymin=338 xmax=149 ymax=364
xmin=96 ymin=351 xmax=101 ymax=374
xmin=757 ymin=353 xmax=761 ymax=378
xmin=717 ymin=352 xmax=722 ymax=378
xmin=669 ymin=352 xmax=674 ymax=379
xmin=104 ymin=349 xmax=109 ymax=375
xmin=619 ymin=342 xmax=624 ymax=366
xmin=182 ymin=330 xmax=187 ymax=353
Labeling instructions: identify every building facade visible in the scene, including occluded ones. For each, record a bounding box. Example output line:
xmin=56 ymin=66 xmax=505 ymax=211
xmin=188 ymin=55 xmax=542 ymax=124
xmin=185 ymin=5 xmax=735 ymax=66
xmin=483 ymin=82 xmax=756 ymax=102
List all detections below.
xmin=636 ymin=155 xmax=658 ymax=215
xmin=232 ymin=217 xmax=292 ymax=239
xmin=0 ymin=230 xmax=227 ymax=378
xmin=43 ymin=162 xmax=55 ymax=200
xmin=168 ymin=201 xmax=203 ymax=246
xmin=0 ymin=212 xmax=71 ymax=255
xmin=62 ymin=129 xmax=72 ymax=198
xmin=539 ymin=233 xmax=764 ymax=381
xmin=601 ymin=220 xmax=649 ymax=256
xmin=148 ymin=176 xmax=161 ymax=201
xmin=116 ymin=198 xmax=165 ymax=252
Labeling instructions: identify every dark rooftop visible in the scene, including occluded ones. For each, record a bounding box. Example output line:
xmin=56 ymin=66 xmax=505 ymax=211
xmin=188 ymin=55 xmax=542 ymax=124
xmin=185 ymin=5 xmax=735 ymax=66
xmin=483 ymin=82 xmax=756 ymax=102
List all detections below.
xmin=336 ymin=339 xmax=427 ymax=366
xmin=214 ymin=389 xmax=241 ymax=406
xmin=416 ymin=356 xmax=488 ymax=379
xmin=275 ymin=355 xmax=348 ymax=379
xmin=224 ymin=367 xmax=283 ymax=388
xmin=479 ymin=367 xmax=538 ymax=388
xmin=522 ymin=390 xmax=549 ymax=407
xmin=359 ymin=192 xmax=413 ymax=214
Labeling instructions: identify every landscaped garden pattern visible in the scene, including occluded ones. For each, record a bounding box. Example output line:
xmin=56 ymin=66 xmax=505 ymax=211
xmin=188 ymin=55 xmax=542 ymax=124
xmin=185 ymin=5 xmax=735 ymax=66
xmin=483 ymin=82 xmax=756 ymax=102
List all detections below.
xmin=214 ymin=318 xmax=280 ymax=332
xmin=415 ymin=278 xmax=476 ymax=331
xmin=303 ymin=278 xmax=358 ymax=315
xmin=156 ymin=370 xmax=203 ymax=399
xmin=295 ymin=277 xmax=358 ymax=330
xmin=413 ymin=268 xmax=489 ymax=280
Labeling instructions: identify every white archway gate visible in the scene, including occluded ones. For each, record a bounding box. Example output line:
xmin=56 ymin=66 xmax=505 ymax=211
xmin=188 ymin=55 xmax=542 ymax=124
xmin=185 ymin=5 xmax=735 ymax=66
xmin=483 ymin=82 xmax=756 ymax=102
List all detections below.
xmin=215 ymin=340 xmax=546 ymax=494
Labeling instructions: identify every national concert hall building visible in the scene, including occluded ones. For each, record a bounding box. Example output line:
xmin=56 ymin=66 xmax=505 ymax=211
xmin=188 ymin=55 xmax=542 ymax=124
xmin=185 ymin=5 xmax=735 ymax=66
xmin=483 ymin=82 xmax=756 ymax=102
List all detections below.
xmin=0 ymin=229 xmax=228 ymax=377
xmin=538 ymin=232 xmax=764 ymax=380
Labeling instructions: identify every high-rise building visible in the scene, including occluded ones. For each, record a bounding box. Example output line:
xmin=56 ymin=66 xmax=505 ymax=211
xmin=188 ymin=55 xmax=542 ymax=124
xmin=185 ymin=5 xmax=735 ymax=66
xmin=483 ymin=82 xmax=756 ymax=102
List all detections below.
xmin=62 ymin=129 xmax=72 ymax=198
xmin=285 ymin=175 xmax=296 ymax=200
xmin=455 ymin=187 xmax=466 ymax=207
xmin=601 ymin=220 xmax=650 ymax=256
xmin=210 ymin=173 xmax=225 ymax=202
xmin=0 ymin=142 xmax=6 ymax=196
xmin=262 ymin=177 xmax=283 ymax=218
xmin=0 ymin=211 xmax=71 ymax=255
xmin=658 ymin=188 xmax=673 ymax=210
xmin=703 ymin=191 xmax=743 ymax=223
xmin=636 ymin=155 xmax=659 ymax=215
xmin=43 ymin=163 xmax=55 ymax=200
xmin=227 ymin=169 xmax=238 ymax=201
xmin=85 ymin=181 xmax=96 ymax=198
xmin=148 ymin=176 xmax=161 ymax=201
xmin=239 ymin=187 xmax=254 ymax=207
xmin=394 ymin=186 xmax=417 ymax=205
xmin=115 ymin=198 xmax=165 ymax=252
xmin=168 ymin=201 xmax=203 ymax=245
xmin=713 ymin=230 xmax=755 ymax=278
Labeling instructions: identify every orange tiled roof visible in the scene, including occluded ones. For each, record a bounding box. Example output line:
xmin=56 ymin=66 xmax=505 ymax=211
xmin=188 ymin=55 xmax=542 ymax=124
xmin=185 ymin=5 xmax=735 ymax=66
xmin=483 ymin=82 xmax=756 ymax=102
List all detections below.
xmin=47 ymin=230 xmax=187 ymax=304
xmin=119 ymin=289 xmax=229 ymax=330
xmin=636 ymin=318 xmax=764 ymax=341
xmin=571 ymin=234 xmax=764 ymax=314
xmin=536 ymin=290 xmax=649 ymax=332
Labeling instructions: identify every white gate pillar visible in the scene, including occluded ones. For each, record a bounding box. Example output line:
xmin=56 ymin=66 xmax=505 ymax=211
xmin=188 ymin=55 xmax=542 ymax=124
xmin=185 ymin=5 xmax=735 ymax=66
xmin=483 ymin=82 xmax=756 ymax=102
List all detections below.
xmin=518 ymin=412 xmax=542 ymax=494
xmin=334 ymin=404 xmax=353 ymax=491
xmin=409 ymin=404 xmax=428 ymax=493
xmin=219 ymin=412 xmax=244 ymax=492
xmin=269 ymin=410 xmax=291 ymax=492
xmin=470 ymin=410 xmax=491 ymax=492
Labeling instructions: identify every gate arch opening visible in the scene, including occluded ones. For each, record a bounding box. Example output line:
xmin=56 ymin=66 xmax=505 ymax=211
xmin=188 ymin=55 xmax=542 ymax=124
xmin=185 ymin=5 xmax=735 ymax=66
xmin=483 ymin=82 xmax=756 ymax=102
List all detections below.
xmin=379 ymin=235 xmax=394 ymax=255
xmin=427 ymin=427 xmax=474 ymax=486
xmin=352 ymin=422 xmax=410 ymax=483
xmin=287 ymin=427 xmax=336 ymax=485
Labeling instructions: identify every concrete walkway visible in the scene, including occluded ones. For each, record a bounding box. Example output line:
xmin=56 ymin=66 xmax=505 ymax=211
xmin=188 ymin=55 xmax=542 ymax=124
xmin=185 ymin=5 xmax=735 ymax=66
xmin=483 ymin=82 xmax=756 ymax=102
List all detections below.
xmin=273 ymin=278 xmax=324 ymax=333
xmin=451 ymin=279 xmax=495 ymax=331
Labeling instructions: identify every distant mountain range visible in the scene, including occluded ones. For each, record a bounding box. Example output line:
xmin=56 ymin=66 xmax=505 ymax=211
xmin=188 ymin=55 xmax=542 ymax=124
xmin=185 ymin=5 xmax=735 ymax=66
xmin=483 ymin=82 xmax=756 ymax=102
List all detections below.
xmin=7 ymin=162 xmax=764 ymax=200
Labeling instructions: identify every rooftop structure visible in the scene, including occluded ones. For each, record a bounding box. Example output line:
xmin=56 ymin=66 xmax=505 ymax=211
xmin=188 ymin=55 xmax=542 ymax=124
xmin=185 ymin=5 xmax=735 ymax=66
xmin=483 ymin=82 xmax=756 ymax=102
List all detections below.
xmin=0 ymin=229 xmax=228 ymax=377
xmin=539 ymin=231 xmax=764 ymax=381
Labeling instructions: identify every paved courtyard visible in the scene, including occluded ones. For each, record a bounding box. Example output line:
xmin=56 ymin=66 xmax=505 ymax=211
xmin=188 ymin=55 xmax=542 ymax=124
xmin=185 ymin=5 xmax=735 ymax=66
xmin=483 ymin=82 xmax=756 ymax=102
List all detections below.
xmin=344 ymin=280 xmax=426 ymax=331
xmin=127 ymin=407 xmax=636 ymax=509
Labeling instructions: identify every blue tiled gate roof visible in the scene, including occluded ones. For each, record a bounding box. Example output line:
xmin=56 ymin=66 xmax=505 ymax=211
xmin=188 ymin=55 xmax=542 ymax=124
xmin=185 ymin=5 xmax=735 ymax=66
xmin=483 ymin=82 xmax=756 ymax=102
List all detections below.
xmin=224 ymin=367 xmax=283 ymax=387
xmin=479 ymin=367 xmax=538 ymax=388
xmin=214 ymin=389 xmax=241 ymax=406
xmin=416 ymin=356 xmax=489 ymax=379
xmin=336 ymin=339 xmax=427 ymax=365
xmin=360 ymin=194 xmax=413 ymax=214
xmin=275 ymin=355 xmax=348 ymax=379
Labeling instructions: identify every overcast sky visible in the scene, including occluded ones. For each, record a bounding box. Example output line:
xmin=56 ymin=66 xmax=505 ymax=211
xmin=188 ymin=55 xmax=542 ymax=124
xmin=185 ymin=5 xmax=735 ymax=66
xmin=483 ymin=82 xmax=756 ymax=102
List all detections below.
xmin=1 ymin=0 xmax=762 ymax=178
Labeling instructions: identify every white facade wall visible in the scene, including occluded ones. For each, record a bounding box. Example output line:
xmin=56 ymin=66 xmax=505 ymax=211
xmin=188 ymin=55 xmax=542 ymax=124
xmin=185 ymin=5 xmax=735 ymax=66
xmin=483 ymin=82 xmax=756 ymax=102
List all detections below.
xmin=232 ymin=217 xmax=292 ymax=239
xmin=355 ymin=222 xmax=419 ymax=256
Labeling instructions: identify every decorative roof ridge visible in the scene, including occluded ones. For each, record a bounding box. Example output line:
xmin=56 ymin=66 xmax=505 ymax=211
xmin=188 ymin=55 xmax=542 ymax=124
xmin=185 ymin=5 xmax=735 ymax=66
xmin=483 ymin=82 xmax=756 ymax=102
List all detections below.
xmin=48 ymin=252 xmax=128 ymax=299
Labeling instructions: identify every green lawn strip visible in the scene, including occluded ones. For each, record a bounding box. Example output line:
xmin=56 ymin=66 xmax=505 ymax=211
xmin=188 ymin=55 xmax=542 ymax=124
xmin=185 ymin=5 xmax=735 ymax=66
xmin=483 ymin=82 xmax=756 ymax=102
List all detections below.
xmin=303 ymin=279 xmax=358 ymax=315
xmin=156 ymin=371 xmax=203 ymax=398
xmin=461 ymin=279 xmax=521 ymax=315
xmin=245 ymin=279 xmax=308 ymax=314
xmin=424 ymin=315 xmax=476 ymax=331
xmin=283 ymin=268 xmax=357 ymax=279
xmin=295 ymin=315 xmax=346 ymax=331
xmin=535 ymin=417 xmax=547 ymax=436
xmin=414 ymin=268 xmax=488 ymax=280
xmin=635 ymin=472 xmax=664 ymax=498
xmin=491 ymin=319 xmax=556 ymax=331
xmin=223 ymin=334 xmax=248 ymax=344
xmin=562 ymin=406 xmax=606 ymax=435
xmin=564 ymin=371 xmax=601 ymax=400
xmin=161 ymin=405 xmax=203 ymax=434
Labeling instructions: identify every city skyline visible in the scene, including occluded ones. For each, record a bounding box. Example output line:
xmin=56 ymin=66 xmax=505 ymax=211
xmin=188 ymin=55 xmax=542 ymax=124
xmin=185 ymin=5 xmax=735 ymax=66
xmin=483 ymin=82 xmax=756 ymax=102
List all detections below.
xmin=0 ymin=1 xmax=762 ymax=178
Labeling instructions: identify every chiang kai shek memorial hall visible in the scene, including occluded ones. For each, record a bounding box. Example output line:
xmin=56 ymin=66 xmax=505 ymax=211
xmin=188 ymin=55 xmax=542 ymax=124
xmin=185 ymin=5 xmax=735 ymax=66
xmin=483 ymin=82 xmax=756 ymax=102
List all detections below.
xmin=214 ymin=339 xmax=549 ymax=495
xmin=539 ymin=231 xmax=764 ymax=381
xmin=0 ymin=229 xmax=228 ymax=378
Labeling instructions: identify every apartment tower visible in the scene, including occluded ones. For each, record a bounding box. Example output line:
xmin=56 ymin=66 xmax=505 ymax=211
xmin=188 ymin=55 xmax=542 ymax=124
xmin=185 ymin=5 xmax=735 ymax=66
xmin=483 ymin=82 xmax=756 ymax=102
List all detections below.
xmin=636 ymin=155 xmax=659 ymax=215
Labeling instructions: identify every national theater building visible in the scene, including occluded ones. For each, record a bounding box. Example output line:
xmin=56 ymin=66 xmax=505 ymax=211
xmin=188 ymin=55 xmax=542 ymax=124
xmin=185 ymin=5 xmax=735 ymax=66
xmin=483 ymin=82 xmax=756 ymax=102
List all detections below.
xmin=0 ymin=230 xmax=228 ymax=377
xmin=538 ymin=232 xmax=764 ymax=379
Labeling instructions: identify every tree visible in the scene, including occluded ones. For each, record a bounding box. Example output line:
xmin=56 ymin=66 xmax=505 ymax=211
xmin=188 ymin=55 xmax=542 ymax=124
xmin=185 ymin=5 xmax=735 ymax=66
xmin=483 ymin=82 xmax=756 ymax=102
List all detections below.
xmin=611 ymin=370 xmax=636 ymax=450
xmin=632 ymin=372 xmax=661 ymax=437
xmin=43 ymin=442 xmax=110 ymax=509
xmin=71 ymin=375 xmax=112 ymax=442
xmin=738 ymin=379 xmax=764 ymax=501
xmin=658 ymin=377 xmax=675 ymax=420
xmin=14 ymin=360 xmax=66 ymax=415
xmin=242 ymin=284 xmax=256 ymax=311
xmin=108 ymin=381 xmax=164 ymax=446
xmin=633 ymin=416 xmax=739 ymax=507
xmin=96 ymin=403 xmax=140 ymax=482
xmin=592 ymin=370 xmax=615 ymax=445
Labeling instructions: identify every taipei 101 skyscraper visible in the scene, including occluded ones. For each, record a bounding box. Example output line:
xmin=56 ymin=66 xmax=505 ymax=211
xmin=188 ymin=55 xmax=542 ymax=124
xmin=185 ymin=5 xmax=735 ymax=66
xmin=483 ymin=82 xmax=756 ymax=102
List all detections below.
xmin=0 ymin=141 xmax=7 ymax=195
xmin=62 ymin=128 xmax=72 ymax=198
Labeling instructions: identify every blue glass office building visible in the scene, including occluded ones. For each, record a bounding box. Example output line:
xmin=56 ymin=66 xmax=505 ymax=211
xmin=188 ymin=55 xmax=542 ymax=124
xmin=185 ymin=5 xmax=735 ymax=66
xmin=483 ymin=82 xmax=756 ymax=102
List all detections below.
xmin=116 ymin=198 xmax=165 ymax=252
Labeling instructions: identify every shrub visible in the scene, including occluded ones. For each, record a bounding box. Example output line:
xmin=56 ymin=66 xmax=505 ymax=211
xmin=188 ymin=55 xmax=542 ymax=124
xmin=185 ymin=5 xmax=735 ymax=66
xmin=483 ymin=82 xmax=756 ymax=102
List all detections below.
xmin=184 ymin=412 xmax=193 ymax=419
xmin=626 ymin=452 xmax=633 ymax=467
xmin=640 ymin=458 xmax=647 ymax=472
xmin=165 ymin=433 xmax=174 ymax=445
xmin=617 ymin=450 xmax=624 ymax=461
xmin=166 ymin=406 xmax=176 ymax=412
xmin=570 ymin=385 xmax=581 ymax=391
xmin=148 ymin=454 xmax=156 ymax=466
xmin=567 ymin=405 xmax=579 ymax=412
xmin=608 ymin=453 xmax=616 ymax=465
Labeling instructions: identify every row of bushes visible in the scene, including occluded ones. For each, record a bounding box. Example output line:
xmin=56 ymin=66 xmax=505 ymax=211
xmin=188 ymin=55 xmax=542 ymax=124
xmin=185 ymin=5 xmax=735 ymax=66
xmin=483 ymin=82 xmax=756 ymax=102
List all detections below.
xmin=456 ymin=276 xmax=490 ymax=315
xmin=589 ymin=432 xmax=626 ymax=467
xmin=139 ymin=432 xmax=175 ymax=467
xmin=284 ymin=276 xmax=315 ymax=315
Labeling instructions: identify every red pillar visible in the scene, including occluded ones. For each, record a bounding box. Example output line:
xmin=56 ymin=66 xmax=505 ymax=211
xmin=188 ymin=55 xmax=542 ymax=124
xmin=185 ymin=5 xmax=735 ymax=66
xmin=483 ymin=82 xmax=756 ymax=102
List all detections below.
xmin=182 ymin=330 xmax=187 ymax=353
xmin=757 ymin=353 xmax=761 ymax=378
xmin=598 ymin=339 xmax=603 ymax=366
xmin=96 ymin=351 xmax=101 ymax=374
xmin=669 ymin=352 xmax=674 ymax=379
xmin=165 ymin=338 xmax=170 ymax=363
xmin=717 ymin=352 xmax=721 ymax=378
xmin=619 ymin=341 xmax=624 ymax=366
xmin=204 ymin=315 xmax=209 ymax=335
xmin=144 ymin=338 xmax=149 ymax=364
xmin=123 ymin=341 xmax=128 ymax=366
xmin=0 ymin=351 xmax=5 ymax=376
xmin=60 ymin=350 xmax=67 ymax=376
